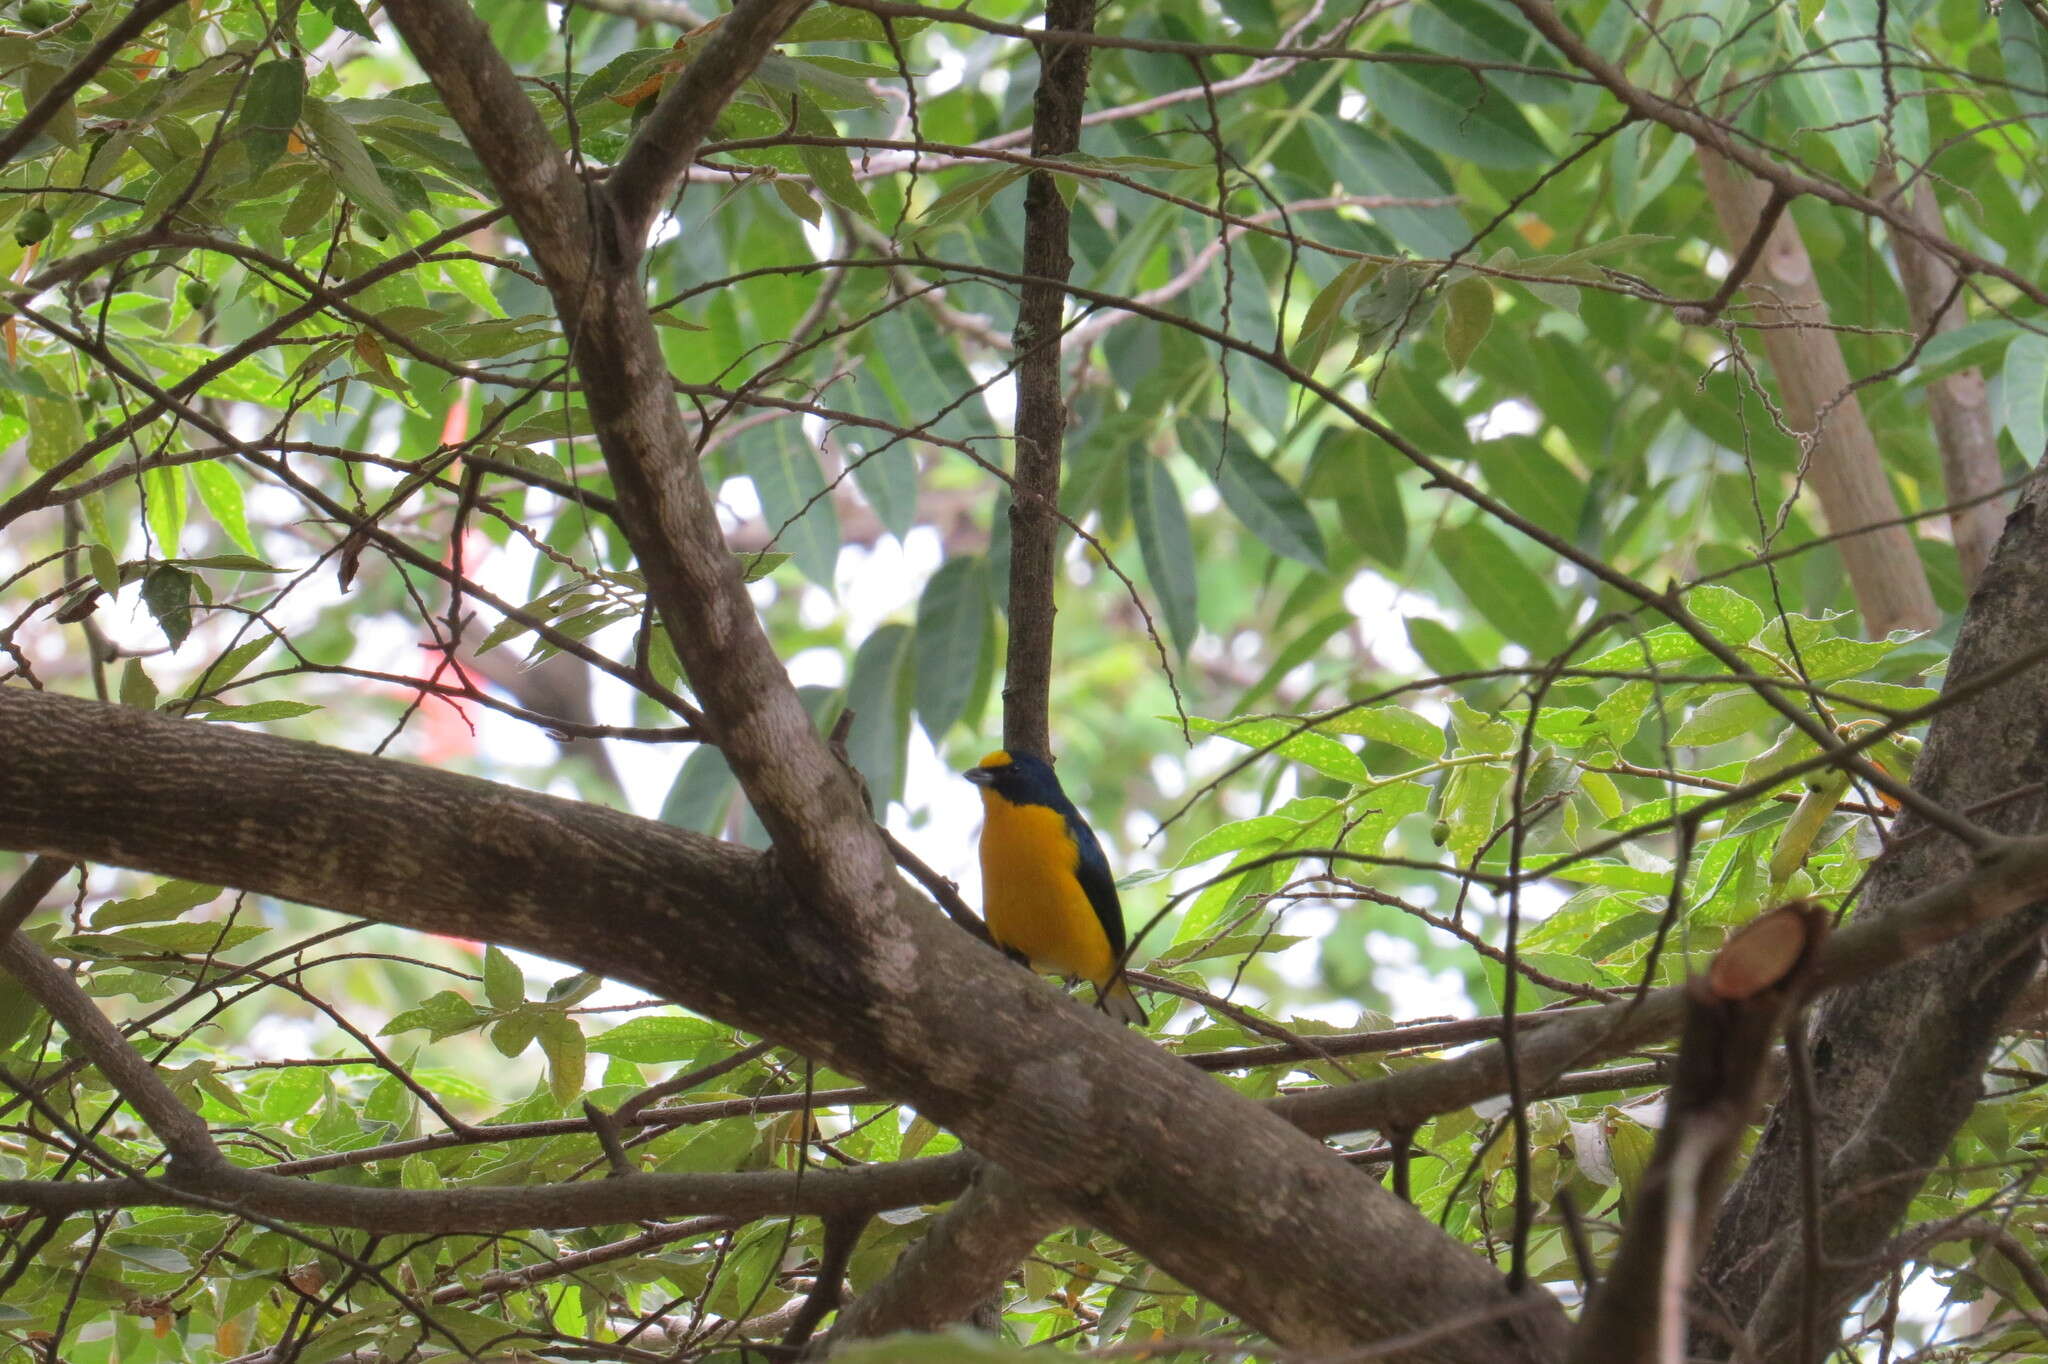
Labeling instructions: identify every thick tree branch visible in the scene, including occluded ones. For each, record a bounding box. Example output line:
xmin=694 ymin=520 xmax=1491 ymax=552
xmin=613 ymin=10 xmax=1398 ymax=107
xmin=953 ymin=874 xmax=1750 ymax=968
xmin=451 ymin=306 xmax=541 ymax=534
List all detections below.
xmin=0 ymin=931 xmax=222 ymax=1169
xmin=0 ymin=1147 xmax=973 ymax=1231
xmin=0 ymin=856 xmax=69 ymax=939
xmin=1696 ymin=148 xmax=1939 ymax=637
xmin=1700 ymin=470 xmax=2048 ymax=1360
xmin=1274 ymin=827 xmax=2048 ymax=1139
xmin=606 ymin=0 xmax=818 ymax=248
xmin=0 ymin=687 xmax=1567 ymax=1360
xmin=1568 ymin=903 xmax=1828 ymax=1364
xmin=818 ymin=1164 xmax=1064 ymax=1348
xmin=367 ymin=10 xmax=1581 ymax=1355
xmin=1000 ymin=0 xmax=1094 ymax=759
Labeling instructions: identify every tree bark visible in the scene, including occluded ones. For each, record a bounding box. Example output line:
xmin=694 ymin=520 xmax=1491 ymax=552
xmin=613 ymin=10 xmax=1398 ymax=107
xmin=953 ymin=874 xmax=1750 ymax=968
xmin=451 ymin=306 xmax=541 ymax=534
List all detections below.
xmin=1885 ymin=176 xmax=2008 ymax=589
xmin=1698 ymin=468 xmax=2048 ymax=1360
xmin=1000 ymin=0 xmax=1095 ymax=760
xmin=0 ymin=687 xmax=1568 ymax=1362
xmin=1696 ymin=149 xmax=1940 ymax=638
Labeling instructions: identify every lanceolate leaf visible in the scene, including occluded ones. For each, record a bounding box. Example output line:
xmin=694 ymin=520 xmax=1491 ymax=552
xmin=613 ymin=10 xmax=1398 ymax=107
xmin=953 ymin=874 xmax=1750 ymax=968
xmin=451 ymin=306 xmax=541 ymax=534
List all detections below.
xmin=1183 ymin=420 xmax=1327 ymax=569
xmin=913 ymin=555 xmax=990 ymax=740
xmin=1127 ymin=450 xmax=1199 ymax=656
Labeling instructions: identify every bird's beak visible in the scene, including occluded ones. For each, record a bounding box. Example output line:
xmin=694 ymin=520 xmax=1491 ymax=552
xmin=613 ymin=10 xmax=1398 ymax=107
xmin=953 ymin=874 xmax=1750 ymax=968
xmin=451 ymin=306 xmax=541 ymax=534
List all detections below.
xmin=964 ymin=767 xmax=994 ymax=786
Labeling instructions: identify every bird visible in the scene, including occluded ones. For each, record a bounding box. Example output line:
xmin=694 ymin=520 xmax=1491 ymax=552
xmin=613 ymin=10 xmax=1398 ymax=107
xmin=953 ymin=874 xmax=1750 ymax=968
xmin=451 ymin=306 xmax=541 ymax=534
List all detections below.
xmin=965 ymin=749 xmax=1147 ymax=1025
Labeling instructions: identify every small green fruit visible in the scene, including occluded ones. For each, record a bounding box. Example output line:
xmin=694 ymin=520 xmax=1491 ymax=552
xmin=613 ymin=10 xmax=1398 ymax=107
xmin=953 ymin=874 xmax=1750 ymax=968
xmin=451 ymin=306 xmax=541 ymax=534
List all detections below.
xmin=13 ymin=206 xmax=53 ymax=246
xmin=182 ymin=278 xmax=211 ymax=309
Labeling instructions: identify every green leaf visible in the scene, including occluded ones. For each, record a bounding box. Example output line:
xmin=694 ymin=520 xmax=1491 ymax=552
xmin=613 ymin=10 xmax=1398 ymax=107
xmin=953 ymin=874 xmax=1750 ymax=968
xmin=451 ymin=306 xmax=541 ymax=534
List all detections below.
xmin=382 ymin=990 xmax=490 ymax=1041
xmin=299 ymin=97 xmax=410 ymax=239
xmin=490 ymin=1009 xmax=538 ymax=1057
xmin=24 ymin=391 xmax=84 ymax=471
xmin=1407 ymin=615 xmax=1484 ymax=678
xmin=108 ymin=1242 xmax=192 ymax=1275
xmin=1307 ymin=425 xmax=1408 ymax=569
xmin=180 ymin=636 xmax=276 ymax=700
xmin=235 ymin=60 xmax=305 ymax=180
xmin=88 ymin=543 xmax=120 ymax=594
xmin=2001 ymin=332 xmax=2048 ymax=463
xmin=1671 ymin=690 xmax=1776 ymax=747
xmin=1472 ymin=436 xmax=1578 ymax=539
xmin=483 ymin=945 xmax=525 ymax=1011
xmin=913 ymin=556 xmax=989 ymax=741
xmin=60 ymin=923 xmax=269 ymax=956
xmin=1910 ymin=320 xmax=2015 ymax=388
xmin=1314 ymin=703 xmax=1444 ymax=758
xmin=93 ymin=880 xmax=220 ymax=929
xmin=1301 ymin=120 xmax=1464 ymax=258
xmin=1184 ymin=421 xmax=1326 ymax=569
xmin=1179 ymin=815 xmax=1297 ymax=865
xmin=1355 ymin=45 xmax=1552 ymax=170
xmin=143 ymin=464 xmax=187 ymax=558
xmin=1442 ymin=274 xmax=1493 ymax=371
xmin=1187 ymin=715 xmax=1372 ymax=785
xmin=660 ymin=743 xmax=739 ymax=835
xmin=309 ymin=0 xmax=377 ymax=39
xmin=738 ymin=421 xmax=841 ymax=588
xmin=1128 ymin=451 xmax=1198 ymax=656
xmin=845 ymin=622 xmax=915 ymax=805
xmin=1347 ymin=260 xmax=1436 ymax=364
xmin=141 ymin=564 xmax=195 ymax=650
xmin=784 ymin=7 xmax=932 ymax=41
xmin=771 ymin=175 xmax=823 ymax=225
xmin=0 ymin=985 xmax=41 ymax=1053
xmin=587 ymin=1015 xmax=723 ymax=1063
xmin=119 ymin=658 xmax=159 ymax=711
xmin=1438 ymin=763 xmax=1509 ymax=862
xmin=1290 ymin=258 xmax=1379 ymax=370
xmin=791 ymin=94 xmax=874 ymax=221
xmin=738 ymin=550 xmax=790 ymax=582
xmin=1575 ymin=624 xmax=1711 ymax=675
xmin=1438 ymin=519 xmax=1566 ymax=656
xmin=1685 ymin=584 xmax=1767 ymax=645
xmin=539 ymin=1012 xmax=587 ymax=1107
xmin=190 ymin=462 xmax=258 ymax=555
xmin=202 ymin=700 xmax=322 ymax=723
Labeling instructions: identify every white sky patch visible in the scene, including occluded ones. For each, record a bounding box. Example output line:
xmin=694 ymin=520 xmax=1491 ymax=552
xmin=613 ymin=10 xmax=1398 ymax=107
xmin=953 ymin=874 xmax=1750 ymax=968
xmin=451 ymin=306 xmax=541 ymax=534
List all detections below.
xmin=1469 ymin=397 xmax=1542 ymax=440
xmin=1366 ymin=930 xmax=1478 ymax=1018
xmin=785 ymin=645 xmax=846 ymax=689
xmin=1342 ymin=569 xmax=1451 ymax=676
xmin=717 ymin=474 xmax=762 ymax=525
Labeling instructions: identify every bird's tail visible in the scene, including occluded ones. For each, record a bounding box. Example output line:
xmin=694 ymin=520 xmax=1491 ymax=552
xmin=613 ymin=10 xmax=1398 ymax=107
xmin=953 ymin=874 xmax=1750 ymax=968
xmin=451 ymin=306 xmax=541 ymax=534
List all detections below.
xmin=1097 ymin=974 xmax=1148 ymax=1027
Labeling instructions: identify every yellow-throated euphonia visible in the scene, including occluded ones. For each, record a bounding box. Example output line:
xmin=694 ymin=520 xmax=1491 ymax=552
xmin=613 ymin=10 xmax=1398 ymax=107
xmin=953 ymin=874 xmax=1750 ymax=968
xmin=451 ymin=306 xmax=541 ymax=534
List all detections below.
xmin=966 ymin=750 xmax=1147 ymax=1025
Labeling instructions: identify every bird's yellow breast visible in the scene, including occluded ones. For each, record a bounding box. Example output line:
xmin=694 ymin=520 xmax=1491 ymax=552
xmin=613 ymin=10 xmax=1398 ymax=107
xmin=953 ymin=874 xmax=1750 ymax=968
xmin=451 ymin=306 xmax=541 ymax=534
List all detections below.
xmin=976 ymin=790 xmax=1117 ymax=985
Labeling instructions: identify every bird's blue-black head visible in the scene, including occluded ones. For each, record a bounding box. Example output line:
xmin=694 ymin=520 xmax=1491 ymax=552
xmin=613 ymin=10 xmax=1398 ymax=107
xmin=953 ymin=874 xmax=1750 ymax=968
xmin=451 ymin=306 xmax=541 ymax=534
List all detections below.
xmin=964 ymin=750 xmax=1069 ymax=807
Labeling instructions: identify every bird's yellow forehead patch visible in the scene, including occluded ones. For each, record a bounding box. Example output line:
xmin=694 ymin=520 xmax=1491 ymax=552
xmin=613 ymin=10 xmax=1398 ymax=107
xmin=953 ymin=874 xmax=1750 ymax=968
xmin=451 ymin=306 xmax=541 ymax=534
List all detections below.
xmin=976 ymin=750 xmax=1012 ymax=770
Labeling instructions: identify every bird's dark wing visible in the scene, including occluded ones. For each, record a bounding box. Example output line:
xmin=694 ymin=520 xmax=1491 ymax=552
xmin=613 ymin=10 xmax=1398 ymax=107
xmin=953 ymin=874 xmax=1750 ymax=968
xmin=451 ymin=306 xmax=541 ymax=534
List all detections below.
xmin=1062 ymin=808 xmax=1127 ymax=958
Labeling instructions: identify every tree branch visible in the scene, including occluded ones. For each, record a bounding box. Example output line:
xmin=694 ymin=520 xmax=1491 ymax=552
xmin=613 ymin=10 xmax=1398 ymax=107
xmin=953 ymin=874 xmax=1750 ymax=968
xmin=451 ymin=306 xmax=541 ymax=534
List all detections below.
xmin=0 ymin=0 xmax=187 ymax=168
xmin=606 ymin=0 xmax=818 ymax=248
xmin=1273 ymin=827 xmax=2048 ymax=1139
xmin=818 ymin=1164 xmax=1064 ymax=1348
xmin=1000 ymin=0 xmax=1095 ymax=759
xmin=0 ymin=1147 xmax=973 ymax=1232
xmin=1695 ymin=148 xmax=1939 ymax=637
xmin=0 ymin=687 xmax=1569 ymax=1359
xmin=0 ymin=930 xmax=222 ymax=1170
xmin=1881 ymin=170 xmax=2008 ymax=589
xmin=1700 ymin=468 xmax=2048 ymax=1360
